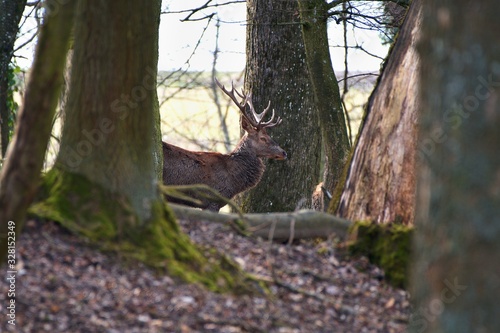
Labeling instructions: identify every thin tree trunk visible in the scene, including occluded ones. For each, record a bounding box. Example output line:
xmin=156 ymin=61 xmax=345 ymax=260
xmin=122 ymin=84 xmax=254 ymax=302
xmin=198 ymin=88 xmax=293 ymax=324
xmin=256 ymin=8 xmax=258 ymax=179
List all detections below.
xmin=411 ymin=0 xmax=500 ymax=331
xmin=239 ymin=0 xmax=321 ymax=212
xmin=333 ymin=0 xmax=421 ymax=225
xmin=0 ymin=0 xmax=27 ymax=157
xmin=0 ymin=0 xmax=75 ymax=263
xmin=297 ymin=0 xmax=351 ymax=195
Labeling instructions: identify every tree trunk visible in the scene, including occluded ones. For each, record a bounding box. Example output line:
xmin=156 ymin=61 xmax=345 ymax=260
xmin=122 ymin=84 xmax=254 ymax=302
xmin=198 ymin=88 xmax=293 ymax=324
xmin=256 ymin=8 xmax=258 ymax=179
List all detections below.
xmin=333 ymin=0 xmax=421 ymax=225
xmin=55 ymin=0 xmax=162 ymax=221
xmin=410 ymin=0 xmax=500 ymax=331
xmin=0 ymin=0 xmax=75 ymax=263
xmin=29 ymin=0 xmax=249 ymax=293
xmin=238 ymin=0 xmax=321 ymax=212
xmin=0 ymin=0 xmax=27 ymax=157
xmin=297 ymin=0 xmax=351 ymax=197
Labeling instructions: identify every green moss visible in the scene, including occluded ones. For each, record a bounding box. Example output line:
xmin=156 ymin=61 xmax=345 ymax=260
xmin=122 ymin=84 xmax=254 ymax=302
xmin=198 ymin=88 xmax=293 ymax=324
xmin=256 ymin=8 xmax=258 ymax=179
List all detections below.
xmin=30 ymin=168 xmax=256 ymax=294
xmin=348 ymin=220 xmax=413 ymax=288
xmin=32 ymin=168 xmax=125 ymax=240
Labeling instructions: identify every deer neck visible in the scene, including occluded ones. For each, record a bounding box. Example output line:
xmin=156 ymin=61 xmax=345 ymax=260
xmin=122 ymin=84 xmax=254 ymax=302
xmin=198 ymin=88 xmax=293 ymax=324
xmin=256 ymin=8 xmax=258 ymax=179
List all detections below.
xmin=229 ymin=137 xmax=265 ymax=191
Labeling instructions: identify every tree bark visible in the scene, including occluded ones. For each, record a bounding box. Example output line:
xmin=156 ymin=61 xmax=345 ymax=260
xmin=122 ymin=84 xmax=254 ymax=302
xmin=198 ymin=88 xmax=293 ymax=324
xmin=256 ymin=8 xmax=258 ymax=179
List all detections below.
xmin=0 ymin=0 xmax=75 ymax=263
xmin=411 ymin=0 xmax=500 ymax=331
xmin=297 ymin=0 xmax=351 ymax=196
xmin=0 ymin=0 xmax=27 ymax=157
xmin=334 ymin=0 xmax=421 ymax=225
xmin=56 ymin=0 xmax=162 ymax=220
xmin=238 ymin=0 xmax=321 ymax=212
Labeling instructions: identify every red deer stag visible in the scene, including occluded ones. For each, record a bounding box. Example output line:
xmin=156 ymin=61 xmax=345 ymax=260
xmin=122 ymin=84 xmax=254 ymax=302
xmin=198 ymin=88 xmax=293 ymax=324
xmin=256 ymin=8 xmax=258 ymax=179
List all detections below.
xmin=162 ymin=79 xmax=287 ymax=211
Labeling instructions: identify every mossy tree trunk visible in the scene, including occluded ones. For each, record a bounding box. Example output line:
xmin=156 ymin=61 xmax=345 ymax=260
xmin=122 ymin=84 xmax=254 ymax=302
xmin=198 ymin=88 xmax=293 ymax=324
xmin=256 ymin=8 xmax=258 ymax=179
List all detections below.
xmin=0 ymin=0 xmax=75 ymax=264
xmin=55 ymin=0 xmax=162 ymax=220
xmin=297 ymin=0 xmax=351 ymax=196
xmin=0 ymin=0 xmax=27 ymax=158
xmin=333 ymin=0 xmax=421 ymax=226
xmin=238 ymin=0 xmax=321 ymax=212
xmin=411 ymin=0 xmax=500 ymax=331
xmin=30 ymin=0 xmax=248 ymax=292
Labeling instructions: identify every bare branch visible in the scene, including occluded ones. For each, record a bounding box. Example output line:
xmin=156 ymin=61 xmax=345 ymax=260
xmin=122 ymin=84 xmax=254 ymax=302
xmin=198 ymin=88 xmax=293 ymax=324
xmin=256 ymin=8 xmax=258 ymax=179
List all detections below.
xmin=337 ymin=72 xmax=379 ymax=83
xmin=162 ymin=0 xmax=245 ymax=22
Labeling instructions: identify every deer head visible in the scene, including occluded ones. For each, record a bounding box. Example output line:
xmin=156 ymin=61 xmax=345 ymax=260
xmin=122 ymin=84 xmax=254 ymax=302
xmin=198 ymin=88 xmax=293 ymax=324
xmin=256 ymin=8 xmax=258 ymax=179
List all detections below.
xmin=215 ymin=79 xmax=287 ymax=160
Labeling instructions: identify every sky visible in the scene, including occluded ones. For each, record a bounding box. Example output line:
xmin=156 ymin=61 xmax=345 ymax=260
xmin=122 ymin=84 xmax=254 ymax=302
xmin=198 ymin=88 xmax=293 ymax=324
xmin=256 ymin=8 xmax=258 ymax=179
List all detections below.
xmin=159 ymin=1 xmax=390 ymax=73
xmin=14 ymin=1 xmax=390 ymax=73
xmin=159 ymin=1 xmax=247 ymax=72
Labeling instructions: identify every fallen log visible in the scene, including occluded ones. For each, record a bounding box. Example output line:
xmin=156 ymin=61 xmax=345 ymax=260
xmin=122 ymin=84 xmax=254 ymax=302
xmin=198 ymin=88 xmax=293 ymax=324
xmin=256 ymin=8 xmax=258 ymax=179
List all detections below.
xmin=169 ymin=203 xmax=352 ymax=241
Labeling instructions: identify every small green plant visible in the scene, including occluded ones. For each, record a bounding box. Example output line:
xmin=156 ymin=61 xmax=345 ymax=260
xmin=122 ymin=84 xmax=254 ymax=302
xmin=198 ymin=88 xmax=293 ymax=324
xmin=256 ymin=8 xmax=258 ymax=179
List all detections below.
xmin=6 ymin=62 xmax=22 ymax=140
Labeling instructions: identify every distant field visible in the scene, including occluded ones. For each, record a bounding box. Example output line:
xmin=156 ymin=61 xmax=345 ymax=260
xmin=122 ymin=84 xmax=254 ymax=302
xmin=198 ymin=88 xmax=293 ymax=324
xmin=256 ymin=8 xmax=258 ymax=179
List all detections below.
xmin=344 ymin=87 xmax=370 ymax=141
xmin=159 ymin=84 xmax=241 ymax=154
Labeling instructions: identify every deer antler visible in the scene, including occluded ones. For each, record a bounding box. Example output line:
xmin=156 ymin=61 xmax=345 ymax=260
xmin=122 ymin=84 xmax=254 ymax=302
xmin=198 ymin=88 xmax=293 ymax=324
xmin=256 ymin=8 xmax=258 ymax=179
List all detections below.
xmin=215 ymin=78 xmax=282 ymax=129
xmin=214 ymin=78 xmax=247 ymax=112
xmin=244 ymin=95 xmax=282 ymax=129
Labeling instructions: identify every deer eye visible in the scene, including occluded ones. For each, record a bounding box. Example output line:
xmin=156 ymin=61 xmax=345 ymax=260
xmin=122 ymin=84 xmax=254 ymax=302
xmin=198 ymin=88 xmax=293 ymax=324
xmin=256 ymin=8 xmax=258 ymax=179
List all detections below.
xmin=260 ymin=137 xmax=267 ymax=142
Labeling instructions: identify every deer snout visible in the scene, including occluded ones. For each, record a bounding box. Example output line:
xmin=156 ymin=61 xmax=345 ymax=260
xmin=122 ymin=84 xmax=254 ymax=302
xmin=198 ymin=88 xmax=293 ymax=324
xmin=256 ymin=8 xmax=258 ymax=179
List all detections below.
xmin=275 ymin=150 xmax=287 ymax=160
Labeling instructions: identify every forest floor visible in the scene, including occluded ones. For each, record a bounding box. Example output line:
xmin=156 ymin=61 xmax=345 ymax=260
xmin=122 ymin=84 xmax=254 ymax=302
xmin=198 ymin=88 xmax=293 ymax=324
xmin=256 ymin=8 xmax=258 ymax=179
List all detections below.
xmin=0 ymin=216 xmax=411 ymax=333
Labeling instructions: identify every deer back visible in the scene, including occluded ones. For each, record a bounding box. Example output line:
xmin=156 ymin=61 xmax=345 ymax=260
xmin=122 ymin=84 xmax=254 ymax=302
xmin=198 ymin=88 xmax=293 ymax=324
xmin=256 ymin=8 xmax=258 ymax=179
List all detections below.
xmin=162 ymin=141 xmax=266 ymax=210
